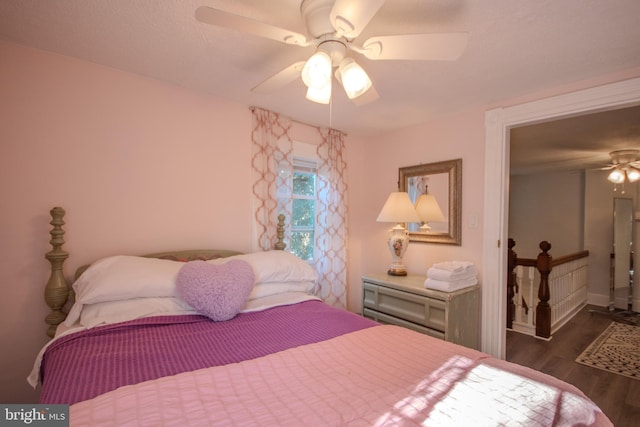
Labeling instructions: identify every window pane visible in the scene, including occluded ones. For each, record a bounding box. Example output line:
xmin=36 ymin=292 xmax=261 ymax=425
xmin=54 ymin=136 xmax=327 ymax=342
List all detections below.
xmin=291 ymin=231 xmax=314 ymax=261
xmin=293 ymin=172 xmax=315 ymax=196
xmin=292 ymin=199 xmax=315 ymax=227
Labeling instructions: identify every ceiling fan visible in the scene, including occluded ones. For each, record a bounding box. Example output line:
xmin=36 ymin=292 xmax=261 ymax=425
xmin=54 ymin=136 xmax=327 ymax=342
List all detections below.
xmin=195 ymin=0 xmax=468 ymax=104
xmin=602 ymin=149 xmax=640 ymax=184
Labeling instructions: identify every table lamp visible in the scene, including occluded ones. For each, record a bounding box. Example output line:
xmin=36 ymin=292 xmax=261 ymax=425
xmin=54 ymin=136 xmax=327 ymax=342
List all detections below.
xmin=376 ymin=192 xmax=420 ymax=276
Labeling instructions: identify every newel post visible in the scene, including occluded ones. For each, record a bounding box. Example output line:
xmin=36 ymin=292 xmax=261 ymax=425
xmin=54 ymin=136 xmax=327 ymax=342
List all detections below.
xmin=507 ymin=238 xmax=517 ymax=329
xmin=535 ymin=241 xmax=552 ymax=339
xmin=44 ymin=207 xmax=70 ymax=338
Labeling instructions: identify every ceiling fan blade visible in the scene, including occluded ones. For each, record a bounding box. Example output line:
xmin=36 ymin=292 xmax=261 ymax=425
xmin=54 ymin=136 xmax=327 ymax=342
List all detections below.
xmin=330 ymin=0 xmax=385 ymax=39
xmin=360 ymin=33 xmax=468 ymax=61
xmin=195 ymin=6 xmax=310 ymax=46
xmin=251 ymin=61 xmax=306 ymax=93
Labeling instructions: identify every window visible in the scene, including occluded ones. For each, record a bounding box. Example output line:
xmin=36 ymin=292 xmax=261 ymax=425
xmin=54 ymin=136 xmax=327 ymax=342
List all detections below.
xmin=290 ymin=160 xmax=316 ymax=261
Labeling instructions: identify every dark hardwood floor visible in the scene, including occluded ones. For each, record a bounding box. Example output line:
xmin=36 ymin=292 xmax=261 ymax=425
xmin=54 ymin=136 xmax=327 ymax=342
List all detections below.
xmin=506 ymin=305 xmax=640 ymax=427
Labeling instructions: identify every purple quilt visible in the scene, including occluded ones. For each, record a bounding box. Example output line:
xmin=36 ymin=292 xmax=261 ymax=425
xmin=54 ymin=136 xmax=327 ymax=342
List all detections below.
xmin=39 ymin=300 xmax=377 ymax=405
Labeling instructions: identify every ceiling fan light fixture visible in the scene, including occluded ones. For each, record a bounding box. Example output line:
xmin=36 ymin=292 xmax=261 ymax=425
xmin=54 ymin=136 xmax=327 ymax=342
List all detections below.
xmin=626 ymin=167 xmax=640 ymax=183
xmin=197 ymin=2 xmax=470 ymax=106
xmin=301 ymin=51 xmax=332 ymax=90
xmin=607 ymin=150 xmax=640 ymax=184
xmin=338 ymin=57 xmax=372 ymax=99
xmin=607 ymin=168 xmax=626 ymax=184
xmin=306 ymin=80 xmax=331 ymax=104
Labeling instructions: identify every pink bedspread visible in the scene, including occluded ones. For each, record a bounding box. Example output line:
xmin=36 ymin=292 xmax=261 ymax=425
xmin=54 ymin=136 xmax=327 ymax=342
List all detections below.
xmin=70 ymin=325 xmax=611 ymax=426
xmin=40 ymin=300 xmax=376 ymax=404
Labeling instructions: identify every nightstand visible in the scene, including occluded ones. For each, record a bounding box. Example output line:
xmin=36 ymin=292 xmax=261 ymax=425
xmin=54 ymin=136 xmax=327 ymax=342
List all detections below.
xmin=362 ymin=273 xmax=479 ymax=349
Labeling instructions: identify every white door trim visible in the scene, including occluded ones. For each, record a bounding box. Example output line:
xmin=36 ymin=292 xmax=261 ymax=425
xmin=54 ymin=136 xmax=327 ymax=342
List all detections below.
xmin=482 ymin=76 xmax=640 ymax=358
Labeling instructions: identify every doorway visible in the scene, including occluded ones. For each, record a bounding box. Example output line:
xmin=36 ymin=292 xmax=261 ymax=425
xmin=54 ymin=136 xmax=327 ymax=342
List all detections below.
xmin=481 ymin=77 xmax=640 ymax=358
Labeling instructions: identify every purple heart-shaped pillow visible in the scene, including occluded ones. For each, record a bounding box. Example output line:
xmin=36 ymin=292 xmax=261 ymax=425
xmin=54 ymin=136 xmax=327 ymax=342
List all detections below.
xmin=176 ymin=260 xmax=255 ymax=321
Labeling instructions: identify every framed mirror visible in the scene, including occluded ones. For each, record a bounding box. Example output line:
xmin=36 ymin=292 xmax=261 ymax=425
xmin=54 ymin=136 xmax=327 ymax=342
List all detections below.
xmin=399 ymin=159 xmax=462 ymax=245
xmin=612 ymin=197 xmax=634 ymax=309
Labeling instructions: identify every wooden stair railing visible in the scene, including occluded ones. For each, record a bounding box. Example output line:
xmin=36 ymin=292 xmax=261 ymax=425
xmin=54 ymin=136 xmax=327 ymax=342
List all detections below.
xmin=507 ymin=240 xmax=553 ymax=338
xmin=507 ymin=238 xmax=517 ymax=330
xmin=535 ymin=241 xmax=552 ymax=339
xmin=508 ymin=239 xmax=589 ymax=339
xmin=507 ymin=239 xmax=537 ymax=330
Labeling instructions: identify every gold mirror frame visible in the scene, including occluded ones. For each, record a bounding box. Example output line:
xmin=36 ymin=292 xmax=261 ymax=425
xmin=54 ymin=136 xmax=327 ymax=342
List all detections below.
xmin=399 ymin=159 xmax=462 ymax=245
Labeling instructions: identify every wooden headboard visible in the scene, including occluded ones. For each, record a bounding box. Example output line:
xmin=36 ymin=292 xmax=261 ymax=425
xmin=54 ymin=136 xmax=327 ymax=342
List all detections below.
xmin=44 ymin=207 xmax=287 ymax=338
xmin=72 ymin=249 xmax=245 ymax=281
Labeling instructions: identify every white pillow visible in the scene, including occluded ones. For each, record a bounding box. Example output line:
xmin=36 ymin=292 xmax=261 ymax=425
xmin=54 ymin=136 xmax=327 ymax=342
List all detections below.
xmin=211 ymin=251 xmax=317 ymax=284
xmin=249 ymin=281 xmax=315 ymax=300
xmin=242 ymin=293 xmax=321 ymax=313
xmin=80 ymin=297 xmax=197 ymax=328
xmin=64 ymin=251 xmax=317 ymax=327
xmin=65 ymin=256 xmax=184 ymax=326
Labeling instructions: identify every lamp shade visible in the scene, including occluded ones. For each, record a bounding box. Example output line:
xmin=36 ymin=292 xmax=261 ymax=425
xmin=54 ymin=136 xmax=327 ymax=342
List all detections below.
xmin=301 ymin=51 xmax=332 ymax=90
xmin=306 ymin=80 xmax=331 ymax=104
xmin=626 ymin=167 xmax=640 ymax=182
xmin=376 ymin=192 xmax=420 ymax=223
xmin=608 ymin=169 xmax=626 ymax=184
xmin=338 ymin=57 xmax=372 ymax=99
xmin=414 ymin=194 xmax=446 ymax=222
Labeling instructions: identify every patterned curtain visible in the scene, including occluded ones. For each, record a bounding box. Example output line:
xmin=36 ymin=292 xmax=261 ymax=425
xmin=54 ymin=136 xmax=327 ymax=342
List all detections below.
xmin=315 ymin=128 xmax=348 ymax=308
xmin=250 ymin=107 xmax=293 ymax=252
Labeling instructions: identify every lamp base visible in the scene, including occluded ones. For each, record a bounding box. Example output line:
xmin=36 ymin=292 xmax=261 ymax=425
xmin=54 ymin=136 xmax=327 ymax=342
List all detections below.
xmin=387 ymin=267 xmax=407 ymax=276
xmin=386 ymin=224 xmax=410 ymax=277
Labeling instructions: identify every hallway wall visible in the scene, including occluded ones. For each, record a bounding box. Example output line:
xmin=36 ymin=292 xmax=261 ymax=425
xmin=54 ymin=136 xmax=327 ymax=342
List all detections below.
xmin=509 ymin=167 xmax=639 ymax=308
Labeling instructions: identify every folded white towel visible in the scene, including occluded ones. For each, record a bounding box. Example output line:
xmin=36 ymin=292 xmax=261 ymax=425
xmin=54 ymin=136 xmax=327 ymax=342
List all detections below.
xmin=424 ymin=277 xmax=478 ymax=292
xmin=431 ymin=261 xmax=474 ymax=273
xmin=427 ymin=265 xmax=477 ymax=282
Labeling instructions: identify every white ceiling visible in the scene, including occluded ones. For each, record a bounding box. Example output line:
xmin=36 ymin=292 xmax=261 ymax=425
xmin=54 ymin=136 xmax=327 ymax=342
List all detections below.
xmin=1 ymin=0 xmax=639 ymax=171
xmin=511 ymin=105 xmax=640 ymax=175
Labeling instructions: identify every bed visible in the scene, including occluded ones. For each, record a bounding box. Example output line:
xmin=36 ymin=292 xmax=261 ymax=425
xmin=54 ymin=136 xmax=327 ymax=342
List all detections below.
xmin=30 ymin=207 xmax=612 ymax=426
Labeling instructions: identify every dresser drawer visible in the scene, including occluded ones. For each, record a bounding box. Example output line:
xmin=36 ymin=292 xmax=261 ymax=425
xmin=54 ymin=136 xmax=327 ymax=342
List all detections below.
xmin=363 ymin=308 xmax=445 ymax=340
xmin=363 ymin=282 xmax=446 ymax=332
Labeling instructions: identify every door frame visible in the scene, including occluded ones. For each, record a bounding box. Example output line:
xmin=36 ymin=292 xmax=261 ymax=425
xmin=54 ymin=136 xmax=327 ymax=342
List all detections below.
xmin=482 ymin=76 xmax=640 ymax=358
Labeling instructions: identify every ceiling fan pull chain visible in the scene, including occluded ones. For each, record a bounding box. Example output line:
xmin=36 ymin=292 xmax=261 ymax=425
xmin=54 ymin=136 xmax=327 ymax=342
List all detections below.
xmin=329 ymin=94 xmax=333 ymax=128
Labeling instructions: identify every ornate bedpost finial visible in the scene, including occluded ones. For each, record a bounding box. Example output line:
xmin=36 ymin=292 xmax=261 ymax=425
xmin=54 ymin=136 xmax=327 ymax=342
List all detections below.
xmin=44 ymin=207 xmax=70 ymax=338
xmin=274 ymin=214 xmax=286 ymax=251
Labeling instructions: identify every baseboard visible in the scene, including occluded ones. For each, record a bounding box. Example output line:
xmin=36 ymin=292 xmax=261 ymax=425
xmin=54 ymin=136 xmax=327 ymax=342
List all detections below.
xmin=587 ymin=292 xmax=610 ymax=308
xmin=552 ymin=302 xmax=587 ymax=335
xmin=587 ymin=292 xmax=640 ymax=312
xmin=614 ymin=295 xmax=629 ymax=310
xmin=614 ymin=296 xmax=640 ymax=311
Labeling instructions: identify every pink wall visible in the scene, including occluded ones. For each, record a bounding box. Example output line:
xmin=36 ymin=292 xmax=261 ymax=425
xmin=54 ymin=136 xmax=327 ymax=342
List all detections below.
xmin=346 ymin=66 xmax=640 ymax=314
xmin=0 ymin=40 xmax=272 ymax=402
xmin=347 ymin=108 xmax=487 ymax=312
xmin=0 ymin=40 xmax=365 ymax=403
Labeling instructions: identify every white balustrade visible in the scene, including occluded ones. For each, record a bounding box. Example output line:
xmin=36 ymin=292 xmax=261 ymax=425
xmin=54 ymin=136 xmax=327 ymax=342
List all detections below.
xmin=549 ymin=257 xmax=588 ymax=334
xmin=511 ymin=256 xmax=588 ymax=337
